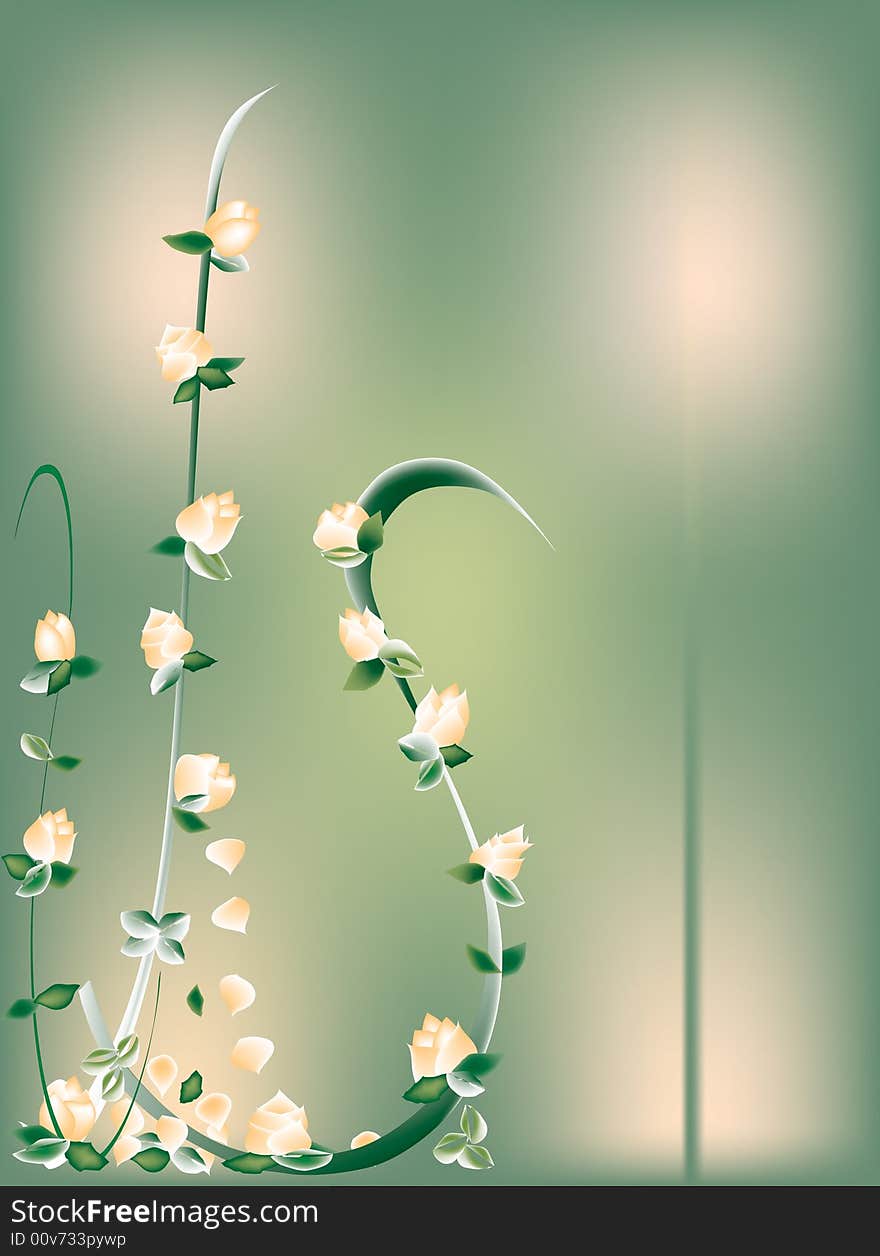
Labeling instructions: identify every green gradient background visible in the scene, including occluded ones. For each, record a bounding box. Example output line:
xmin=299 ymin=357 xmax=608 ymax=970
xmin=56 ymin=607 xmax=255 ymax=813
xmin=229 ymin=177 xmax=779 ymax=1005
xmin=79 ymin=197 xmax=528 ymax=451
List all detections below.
xmin=2 ymin=0 xmax=879 ymax=1186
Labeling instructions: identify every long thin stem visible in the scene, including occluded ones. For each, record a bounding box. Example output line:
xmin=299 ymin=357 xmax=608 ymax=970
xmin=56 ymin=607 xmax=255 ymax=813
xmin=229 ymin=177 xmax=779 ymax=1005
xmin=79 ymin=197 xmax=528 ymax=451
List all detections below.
xmin=30 ymin=899 xmax=62 ymax=1138
xmin=100 ymin=974 xmax=161 ymax=1158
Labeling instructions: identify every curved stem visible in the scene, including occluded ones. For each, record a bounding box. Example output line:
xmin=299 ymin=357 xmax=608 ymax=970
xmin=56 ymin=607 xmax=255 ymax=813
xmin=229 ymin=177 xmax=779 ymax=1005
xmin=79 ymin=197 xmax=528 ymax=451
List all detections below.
xmin=100 ymin=975 xmax=161 ymax=1159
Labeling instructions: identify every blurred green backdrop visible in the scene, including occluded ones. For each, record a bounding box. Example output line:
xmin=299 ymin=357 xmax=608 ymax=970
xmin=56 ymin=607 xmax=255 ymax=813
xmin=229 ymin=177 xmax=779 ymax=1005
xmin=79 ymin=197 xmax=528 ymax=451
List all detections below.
xmin=2 ymin=0 xmax=878 ymax=1186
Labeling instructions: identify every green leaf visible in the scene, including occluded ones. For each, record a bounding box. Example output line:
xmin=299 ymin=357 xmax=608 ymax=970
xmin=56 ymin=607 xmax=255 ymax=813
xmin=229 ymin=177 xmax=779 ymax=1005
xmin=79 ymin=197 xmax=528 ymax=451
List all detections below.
xmin=13 ymin=1137 xmax=70 ymax=1168
xmin=447 ymin=862 xmax=484 ymax=884
xmin=184 ymin=542 xmax=232 ymax=581
xmin=151 ymin=535 xmax=186 ymax=556
xmin=49 ymin=755 xmax=82 ymax=772
xmin=81 ymin=1048 xmax=119 ymax=1076
xmin=186 ymin=985 xmax=204 ymax=1016
xmin=460 ymin=1105 xmax=488 ymax=1144
xmin=223 ymin=1153 xmax=274 ymax=1175
xmin=457 ymin=1143 xmax=494 ymax=1170
xmin=66 ymin=1142 xmax=108 ymax=1172
xmin=440 ymin=744 xmax=472 ymax=769
xmin=466 ymin=944 xmax=500 ymax=974
xmin=433 ymin=1132 xmax=468 ymax=1164
xmin=3 ymin=853 xmax=36 ymax=881
xmin=20 ymin=660 xmax=64 ymax=694
xmin=132 ymin=1147 xmax=170 ymax=1173
xmin=378 ymin=638 xmax=423 ymax=679
xmin=15 ymin=1124 xmax=55 ymax=1145
xmin=182 ymin=651 xmax=216 ymax=672
xmin=70 ymin=655 xmax=101 ymax=678
xmin=157 ymin=938 xmax=185 ymax=965
xmin=272 ymin=1150 xmax=334 ymax=1172
xmin=115 ymin=1034 xmax=139 ymax=1068
xmin=402 ymin=1075 xmax=450 ymax=1104
xmin=7 ymin=998 xmax=36 ymax=1018
xmin=150 ymin=660 xmax=183 ymax=695
xmin=20 ymin=733 xmax=53 ymax=761
xmin=172 ymin=807 xmax=210 ymax=833
xmin=49 ymin=862 xmax=78 ymax=887
xmin=343 ymin=658 xmax=385 ymax=691
xmin=16 ymin=861 xmax=52 ymax=897
xmin=446 ymin=1070 xmax=485 ymax=1097
xmin=205 ymin=356 xmax=245 ymax=372
xmin=101 ymin=1069 xmax=125 ymax=1102
xmin=415 ymin=757 xmax=445 ymax=791
xmin=172 ymin=1146 xmax=210 ymax=1175
xmin=485 ymin=871 xmax=525 ymax=908
xmin=163 ymin=230 xmax=214 ymax=255
xmin=456 ymin=1052 xmax=501 ymax=1078
xmin=196 ymin=366 xmax=235 ymax=391
xmin=47 ymin=660 xmax=72 ymax=695
xmin=173 ymin=376 xmax=200 ymax=405
xmin=320 ymin=546 xmax=367 ymax=569
xmin=398 ymin=732 xmax=440 ymax=763
xmin=502 ymin=942 xmax=527 ymax=975
xmin=356 ymin=511 xmax=384 ymax=555
xmin=210 ymin=253 xmax=249 ymax=273
xmin=179 ymin=1070 xmax=203 ymax=1104
xmin=35 ymin=983 xmax=79 ymax=1010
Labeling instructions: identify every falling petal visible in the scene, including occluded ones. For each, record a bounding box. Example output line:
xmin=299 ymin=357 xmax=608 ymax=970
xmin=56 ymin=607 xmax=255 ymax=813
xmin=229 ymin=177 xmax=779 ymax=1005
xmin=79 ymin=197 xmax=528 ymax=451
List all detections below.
xmin=218 ymin=973 xmax=256 ymax=1016
xmin=205 ymin=839 xmax=246 ymax=874
xmin=195 ymin=1092 xmax=232 ymax=1129
xmin=156 ymin=1115 xmax=188 ymax=1154
xmin=211 ymin=897 xmax=250 ymax=933
xmin=146 ymin=1054 xmax=178 ymax=1097
xmin=231 ymin=1036 xmax=274 ymax=1074
xmin=350 ymin=1130 xmax=381 ymax=1149
xmin=113 ymin=1135 xmax=142 ymax=1166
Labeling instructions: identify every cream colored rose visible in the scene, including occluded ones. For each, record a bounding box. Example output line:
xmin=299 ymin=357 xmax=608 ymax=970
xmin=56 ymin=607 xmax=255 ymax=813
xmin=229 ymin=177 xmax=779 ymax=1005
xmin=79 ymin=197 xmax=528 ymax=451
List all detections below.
xmin=155 ymin=325 xmax=214 ymax=384
xmin=312 ymin=501 xmax=368 ymax=553
xmin=204 ymin=200 xmax=261 ymax=258
xmin=176 ymin=491 xmax=242 ymax=555
xmin=34 ymin=610 xmax=76 ymax=662
xmin=412 ymin=684 xmax=470 ymax=748
xmin=408 ymin=1013 xmax=477 ymax=1081
xmin=174 ymin=754 xmax=236 ymax=812
xmin=39 ymin=1077 xmax=96 ymax=1142
xmin=23 ymin=809 xmax=76 ymax=864
xmin=245 ymin=1091 xmax=310 ymax=1155
xmin=140 ymin=608 xmax=194 ymax=669
xmin=338 ymin=608 xmax=388 ymax=662
xmin=469 ymin=825 xmax=532 ymax=881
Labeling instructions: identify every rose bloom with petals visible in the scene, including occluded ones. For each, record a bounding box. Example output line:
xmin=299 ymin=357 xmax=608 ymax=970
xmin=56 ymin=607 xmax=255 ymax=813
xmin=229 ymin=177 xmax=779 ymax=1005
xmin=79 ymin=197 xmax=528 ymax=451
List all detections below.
xmin=155 ymin=325 xmax=214 ymax=384
xmin=23 ymin=809 xmax=76 ymax=864
xmin=469 ymin=825 xmax=532 ymax=881
xmin=176 ymin=491 xmax=242 ymax=555
xmin=245 ymin=1091 xmax=311 ymax=1156
xmin=174 ymin=754 xmax=236 ymax=812
xmin=34 ymin=610 xmax=76 ymax=662
xmin=140 ymin=608 xmax=193 ymax=670
xmin=39 ymin=1077 xmax=96 ymax=1142
xmin=408 ymin=1014 xmax=477 ymax=1081
xmin=338 ymin=608 xmax=388 ymax=662
xmin=312 ymin=502 xmax=368 ymax=553
xmin=204 ymin=200 xmax=261 ymax=258
xmin=412 ymin=684 xmax=470 ymax=748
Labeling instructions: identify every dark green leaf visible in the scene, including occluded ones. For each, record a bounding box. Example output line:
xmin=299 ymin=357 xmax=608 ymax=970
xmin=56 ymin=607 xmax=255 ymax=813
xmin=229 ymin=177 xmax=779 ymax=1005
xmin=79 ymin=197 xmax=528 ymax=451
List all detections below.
xmin=179 ymin=1070 xmax=203 ymax=1104
xmin=132 ymin=1147 xmax=170 ymax=1173
xmin=47 ymin=660 xmax=72 ymax=695
xmin=7 ymin=999 xmax=36 ymax=1019
xmin=447 ymin=863 xmax=484 ymax=884
xmin=466 ymin=945 xmax=500 ymax=974
xmin=440 ymin=744 xmax=473 ymax=769
xmin=182 ymin=651 xmax=216 ymax=672
xmin=35 ymin=983 xmax=79 ymax=1010
xmin=66 ymin=1142 xmax=108 ymax=1172
xmin=502 ymin=943 xmax=527 ymax=975
xmin=205 ymin=356 xmax=245 ymax=372
xmin=49 ymin=862 xmax=78 ymax=888
xmin=343 ymin=658 xmax=385 ymax=691
xmin=3 ymin=853 xmax=36 ymax=881
xmin=415 ymin=757 xmax=445 ymax=791
xmin=15 ymin=1124 xmax=55 ymax=1145
xmin=456 ymin=1052 xmax=501 ymax=1078
xmin=402 ymin=1075 xmax=450 ymax=1104
xmin=173 ymin=376 xmax=200 ymax=405
xmin=485 ymin=871 xmax=525 ymax=908
xmin=223 ymin=1153 xmax=274 ymax=1175
xmin=186 ymin=985 xmax=204 ymax=1016
xmin=70 ymin=655 xmax=101 ymax=678
xmin=163 ymin=230 xmax=214 ymax=255
xmin=172 ymin=807 xmax=210 ymax=833
xmin=150 ymin=535 xmax=186 ymax=556
xmin=356 ymin=511 xmax=384 ymax=555
xmin=49 ymin=756 xmax=82 ymax=772
xmin=196 ymin=366 xmax=235 ymax=391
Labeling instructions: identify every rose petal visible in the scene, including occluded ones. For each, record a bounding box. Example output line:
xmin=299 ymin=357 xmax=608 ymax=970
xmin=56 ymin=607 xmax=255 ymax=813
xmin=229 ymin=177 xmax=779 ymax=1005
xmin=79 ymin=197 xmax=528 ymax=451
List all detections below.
xmin=231 ymin=1037 xmax=274 ymax=1074
xmin=219 ymin=973 xmax=256 ymax=1016
xmin=205 ymin=839 xmax=246 ymax=874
